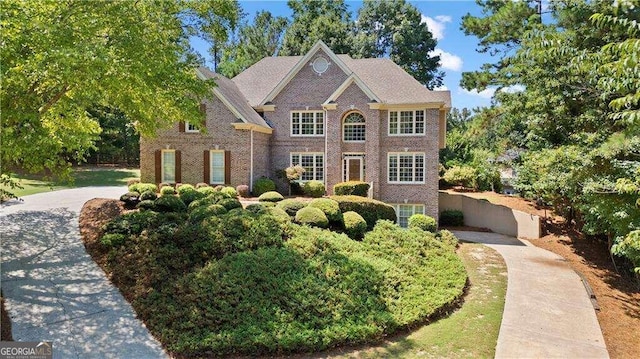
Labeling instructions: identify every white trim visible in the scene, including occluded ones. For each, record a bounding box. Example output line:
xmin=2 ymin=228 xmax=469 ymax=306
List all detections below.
xmin=343 ymin=154 xmax=365 ymax=182
xmin=209 ymin=150 xmax=225 ymax=185
xmin=161 ymin=149 xmax=176 ymax=184
xmin=342 ymin=111 xmax=366 ymax=143
xmin=290 ymin=110 xmax=325 ymax=137
xmin=323 ymin=73 xmax=381 ymax=106
xmin=387 ymin=152 xmax=426 ymax=184
xmin=261 ymin=40 xmax=353 ymax=105
xmin=392 ymin=203 xmax=426 ymax=228
xmin=368 ymin=102 xmax=446 ymax=110
xmin=388 ymin=109 xmax=426 ymax=136
xmin=232 ymin=123 xmax=273 ymax=134
xmin=185 ymin=121 xmax=199 ymax=133
xmin=290 ymin=152 xmax=325 ymax=182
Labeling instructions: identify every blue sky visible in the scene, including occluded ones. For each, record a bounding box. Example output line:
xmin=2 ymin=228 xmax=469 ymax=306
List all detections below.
xmin=191 ymin=0 xmax=499 ymax=110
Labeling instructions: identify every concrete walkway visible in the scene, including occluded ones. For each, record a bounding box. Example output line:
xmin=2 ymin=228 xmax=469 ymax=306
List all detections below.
xmin=1 ymin=187 xmax=167 ymax=359
xmin=453 ymin=231 xmax=609 ymax=359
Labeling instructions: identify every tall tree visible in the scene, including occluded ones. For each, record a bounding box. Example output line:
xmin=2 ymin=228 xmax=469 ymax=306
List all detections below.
xmin=218 ymin=11 xmax=289 ymax=78
xmin=279 ymin=0 xmax=354 ymax=55
xmin=1 ymin=0 xmax=239 ymax=184
xmin=354 ymin=0 xmax=443 ymax=88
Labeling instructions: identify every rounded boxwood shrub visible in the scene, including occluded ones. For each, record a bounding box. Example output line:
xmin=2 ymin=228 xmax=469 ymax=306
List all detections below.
xmin=408 ymin=214 xmax=437 ymax=232
xmin=236 ymin=185 xmax=250 ymax=198
xmin=213 ymin=185 xmax=225 ymax=192
xmin=308 ymin=198 xmax=342 ymax=224
xmin=261 ymin=207 xmax=291 ymax=226
xmin=189 ymin=204 xmax=227 ymax=223
xmin=140 ymin=190 xmax=157 ymax=201
xmin=276 ymin=199 xmax=307 ymax=216
xmin=343 ymin=211 xmax=367 ymax=240
xmin=136 ymin=199 xmax=156 ymax=211
xmin=154 ymin=195 xmax=186 ymax=213
xmin=253 ymin=176 xmax=276 ymax=196
xmin=221 ymin=186 xmax=238 ymax=198
xmin=330 ymin=195 xmax=397 ymax=230
xmin=195 ymin=182 xmax=209 ymax=189
xmin=160 ymin=186 xmax=176 ymax=196
xmin=303 ymin=180 xmax=325 ymax=198
xmin=197 ymin=186 xmax=216 ymax=196
xmin=333 ymin=181 xmax=370 ymax=197
xmin=258 ymin=191 xmax=284 ymax=202
xmin=177 ymin=185 xmax=204 ymax=205
xmin=128 ymin=182 xmax=157 ymax=194
xmin=119 ymin=191 xmax=140 ymax=208
xmin=261 ymin=201 xmax=276 ymax=208
xmin=294 ymin=207 xmax=329 ymax=228
xmin=245 ymin=203 xmax=266 ymax=213
xmin=439 ymin=210 xmax=464 ymax=227
xmin=218 ymin=198 xmax=242 ymax=211
xmin=100 ymin=233 xmax=127 ymax=248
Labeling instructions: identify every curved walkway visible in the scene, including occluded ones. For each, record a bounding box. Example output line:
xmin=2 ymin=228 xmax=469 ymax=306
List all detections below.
xmin=1 ymin=187 xmax=167 ymax=359
xmin=453 ymin=231 xmax=609 ymax=358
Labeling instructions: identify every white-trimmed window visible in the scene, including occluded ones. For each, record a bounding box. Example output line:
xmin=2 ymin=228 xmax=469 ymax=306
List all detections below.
xmin=185 ymin=121 xmax=199 ymax=133
xmin=393 ymin=204 xmax=425 ymax=228
xmin=343 ymin=112 xmax=366 ymax=142
xmin=290 ymin=152 xmax=324 ymax=181
xmin=161 ymin=150 xmax=176 ymax=183
xmin=291 ymin=111 xmax=324 ymax=136
xmin=209 ymin=150 xmax=225 ymax=184
xmin=388 ymin=110 xmax=425 ymax=135
xmin=388 ymin=152 xmax=425 ymax=183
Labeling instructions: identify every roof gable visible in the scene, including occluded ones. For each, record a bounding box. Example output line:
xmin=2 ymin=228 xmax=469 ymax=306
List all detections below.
xmin=323 ymin=73 xmax=380 ymax=107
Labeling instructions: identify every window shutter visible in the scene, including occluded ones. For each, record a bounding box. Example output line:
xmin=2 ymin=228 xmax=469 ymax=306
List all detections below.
xmin=175 ymin=150 xmax=182 ymax=183
xmin=155 ymin=150 xmax=162 ymax=183
xmin=178 ymin=121 xmax=185 ymax=132
xmin=203 ymin=150 xmax=210 ymax=184
xmin=224 ymin=150 xmax=231 ymax=184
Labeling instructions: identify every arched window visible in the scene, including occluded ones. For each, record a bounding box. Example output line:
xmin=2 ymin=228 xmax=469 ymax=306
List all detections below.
xmin=343 ymin=112 xmax=365 ymax=142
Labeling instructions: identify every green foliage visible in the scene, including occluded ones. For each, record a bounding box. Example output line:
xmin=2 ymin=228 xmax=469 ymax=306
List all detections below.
xmin=343 ymin=211 xmax=367 ymax=240
xmin=276 ymin=199 xmax=307 ymax=216
xmin=294 ymin=207 xmax=329 ymax=228
xmin=160 ymin=186 xmax=176 ymax=196
xmin=188 ymin=204 xmax=228 ymax=223
xmin=86 ymin=106 xmax=139 ymax=165
xmin=136 ymin=200 xmax=156 ymax=211
xmin=154 ymin=195 xmax=186 ymax=213
xmin=302 ymin=180 xmax=325 ymax=198
xmin=103 ymin=210 xmax=160 ymax=236
xmin=217 ymin=198 xmax=242 ymax=211
xmin=129 ymin=183 xmax=157 ymax=194
xmin=333 ymin=181 xmax=370 ymax=197
xmin=176 ymin=184 xmax=195 ymax=195
xmin=119 ymin=191 xmax=140 ymax=207
xmin=139 ymin=190 xmax=157 ymax=201
xmin=0 ymin=174 xmax=23 ymax=202
xmin=437 ymin=230 xmax=460 ymax=249
xmin=245 ymin=203 xmax=266 ymax=213
xmin=330 ymin=195 xmax=397 ymax=230
xmin=611 ymin=230 xmax=640 ymax=273
xmin=252 ymin=177 xmax=277 ymax=196
xmin=261 ymin=207 xmax=291 ymax=227
xmin=197 ymin=186 xmax=216 ymax=196
xmin=258 ymin=191 xmax=284 ymax=202
xmin=220 ymin=186 xmax=238 ymax=198
xmin=100 ymin=233 xmax=128 ymax=248
xmin=439 ymin=210 xmax=464 ymax=227
xmin=235 ymin=185 xmax=249 ymax=197
xmin=177 ymin=187 xmax=204 ymax=206
xmin=443 ymin=166 xmax=476 ymax=189
xmin=308 ymin=198 xmax=343 ymax=225
xmin=408 ymin=214 xmax=437 ymax=232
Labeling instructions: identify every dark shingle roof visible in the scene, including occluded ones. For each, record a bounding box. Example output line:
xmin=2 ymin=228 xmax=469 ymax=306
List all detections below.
xmin=231 ymin=56 xmax=302 ymax=107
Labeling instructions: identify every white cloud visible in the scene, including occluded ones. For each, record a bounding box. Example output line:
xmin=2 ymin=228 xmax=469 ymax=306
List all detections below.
xmin=421 ymin=15 xmax=451 ymax=40
xmin=433 ymin=85 xmax=449 ymax=91
xmin=500 ymin=84 xmax=526 ymax=93
xmin=429 ymin=49 xmax=463 ymax=72
xmin=461 ymin=87 xmax=496 ymax=99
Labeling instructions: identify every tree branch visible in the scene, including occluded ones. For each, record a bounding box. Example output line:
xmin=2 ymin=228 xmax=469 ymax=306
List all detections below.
xmin=38 ymin=85 xmax=70 ymax=115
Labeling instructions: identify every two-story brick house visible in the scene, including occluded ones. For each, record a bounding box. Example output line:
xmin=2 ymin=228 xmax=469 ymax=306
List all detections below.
xmin=140 ymin=40 xmax=450 ymax=223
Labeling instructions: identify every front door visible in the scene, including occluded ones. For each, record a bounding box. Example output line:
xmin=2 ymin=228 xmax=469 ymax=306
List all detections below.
xmin=344 ymin=156 xmax=364 ymax=182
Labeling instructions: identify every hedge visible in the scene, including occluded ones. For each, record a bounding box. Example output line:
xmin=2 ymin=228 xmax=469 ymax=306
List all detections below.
xmin=343 ymin=211 xmax=367 ymax=240
xmin=294 ymin=207 xmax=329 ymax=228
xmin=253 ymin=177 xmax=276 ymax=196
xmin=329 ymin=195 xmax=397 ymax=229
xmin=333 ymin=181 xmax=370 ymax=197
xmin=308 ymin=198 xmax=342 ymax=224
xmin=303 ymin=180 xmax=325 ymax=198
xmin=439 ymin=210 xmax=464 ymax=226
xmin=408 ymin=214 xmax=437 ymax=232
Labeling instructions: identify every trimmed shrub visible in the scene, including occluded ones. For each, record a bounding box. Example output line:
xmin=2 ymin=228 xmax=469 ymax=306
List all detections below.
xmin=303 ymin=180 xmax=325 ymax=198
xmin=343 ymin=211 xmax=367 ymax=240
xmin=261 ymin=201 xmax=276 ymax=207
xmin=197 ymin=186 xmax=216 ymax=196
xmin=126 ymin=178 xmax=140 ymax=187
xmin=236 ymin=185 xmax=250 ymax=197
xmin=253 ymin=176 xmax=276 ymax=196
xmin=154 ymin=195 xmax=186 ymax=213
xmin=218 ymin=198 xmax=242 ymax=211
xmin=128 ymin=182 xmax=157 ymax=194
xmin=276 ymin=199 xmax=307 ymax=216
xmin=245 ymin=203 xmax=266 ymax=213
xmin=100 ymin=233 xmax=127 ymax=247
xmin=177 ymin=184 xmax=195 ymax=195
xmin=221 ymin=186 xmax=238 ymax=198
xmin=160 ymin=186 xmax=176 ymax=196
xmin=195 ymin=182 xmax=209 ymax=189
xmin=308 ymin=198 xmax=342 ymax=224
xmin=437 ymin=230 xmax=460 ymax=248
xmin=333 ymin=181 xmax=370 ymax=197
xmin=189 ymin=204 xmax=227 ymax=223
xmin=140 ymin=190 xmax=157 ymax=201
xmin=439 ymin=210 xmax=464 ymax=226
xmin=158 ymin=182 xmax=170 ymax=190
xmin=330 ymin=195 xmax=397 ymax=230
xmin=103 ymin=210 xmax=160 ymax=236
xmin=294 ymin=207 xmax=329 ymax=228
xmin=261 ymin=207 xmax=291 ymax=227
xmin=258 ymin=191 xmax=284 ymax=202
xmin=213 ymin=185 xmax=225 ymax=191
xmin=408 ymin=214 xmax=437 ymax=232
xmin=137 ymin=200 xmax=156 ymax=211
xmin=119 ymin=191 xmax=140 ymax=208
xmin=442 ymin=166 xmax=476 ymax=189
xmin=177 ymin=185 xmax=204 ymax=205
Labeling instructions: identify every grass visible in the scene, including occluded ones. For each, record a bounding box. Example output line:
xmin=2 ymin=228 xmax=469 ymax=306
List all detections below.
xmin=6 ymin=167 xmax=139 ymax=198
xmin=327 ymin=243 xmax=506 ymax=359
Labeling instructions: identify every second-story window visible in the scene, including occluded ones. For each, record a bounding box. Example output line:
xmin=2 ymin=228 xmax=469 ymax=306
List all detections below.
xmin=291 ymin=111 xmax=324 ymax=136
xmin=343 ymin=112 xmax=366 ymax=142
xmin=388 ymin=110 xmax=425 ymax=135
xmin=185 ymin=121 xmax=199 ymax=133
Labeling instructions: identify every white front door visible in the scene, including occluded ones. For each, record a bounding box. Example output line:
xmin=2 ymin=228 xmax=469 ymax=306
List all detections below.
xmin=343 ymin=156 xmax=364 ymax=182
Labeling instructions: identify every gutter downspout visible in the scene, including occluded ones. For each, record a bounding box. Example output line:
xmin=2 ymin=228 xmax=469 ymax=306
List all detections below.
xmin=250 ymin=129 xmax=254 ymax=193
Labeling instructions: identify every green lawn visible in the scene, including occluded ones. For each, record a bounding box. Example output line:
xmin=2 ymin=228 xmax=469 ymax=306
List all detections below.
xmin=328 ymin=243 xmax=506 ymax=359
xmin=6 ymin=167 xmax=140 ymax=198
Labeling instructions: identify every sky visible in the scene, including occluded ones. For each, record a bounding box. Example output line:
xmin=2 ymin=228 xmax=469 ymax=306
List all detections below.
xmin=191 ymin=0 xmax=501 ymax=110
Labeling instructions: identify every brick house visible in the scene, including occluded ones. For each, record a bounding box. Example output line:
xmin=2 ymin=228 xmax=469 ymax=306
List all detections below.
xmin=140 ymin=40 xmax=451 ymax=224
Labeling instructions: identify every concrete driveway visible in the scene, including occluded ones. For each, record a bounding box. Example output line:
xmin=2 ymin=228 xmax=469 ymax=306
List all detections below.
xmin=453 ymin=231 xmax=609 ymax=359
xmin=1 ymin=187 xmax=167 ymax=359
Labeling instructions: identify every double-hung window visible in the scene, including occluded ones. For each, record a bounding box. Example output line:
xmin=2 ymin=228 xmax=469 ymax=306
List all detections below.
xmin=388 ymin=110 xmax=425 ymax=135
xmin=209 ymin=150 xmax=225 ymax=184
xmin=291 ymin=111 xmax=324 ymax=136
xmin=393 ymin=204 xmax=425 ymax=228
xmin=290 ymin=153 xmax=324 ymax=181
xmin=161 ymin=150 xmax=176 ymax=183
xmin=387 ymin=152 xmax=425 ymax=184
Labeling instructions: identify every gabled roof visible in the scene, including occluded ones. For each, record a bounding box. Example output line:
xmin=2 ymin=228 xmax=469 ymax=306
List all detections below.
xmin=197 ymin=67 xmax=271 ymax=130
xmin=323 ymin=73 xmax=380 ymax=106
xmin=232 ymin=40 xmax=451 ymax=108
